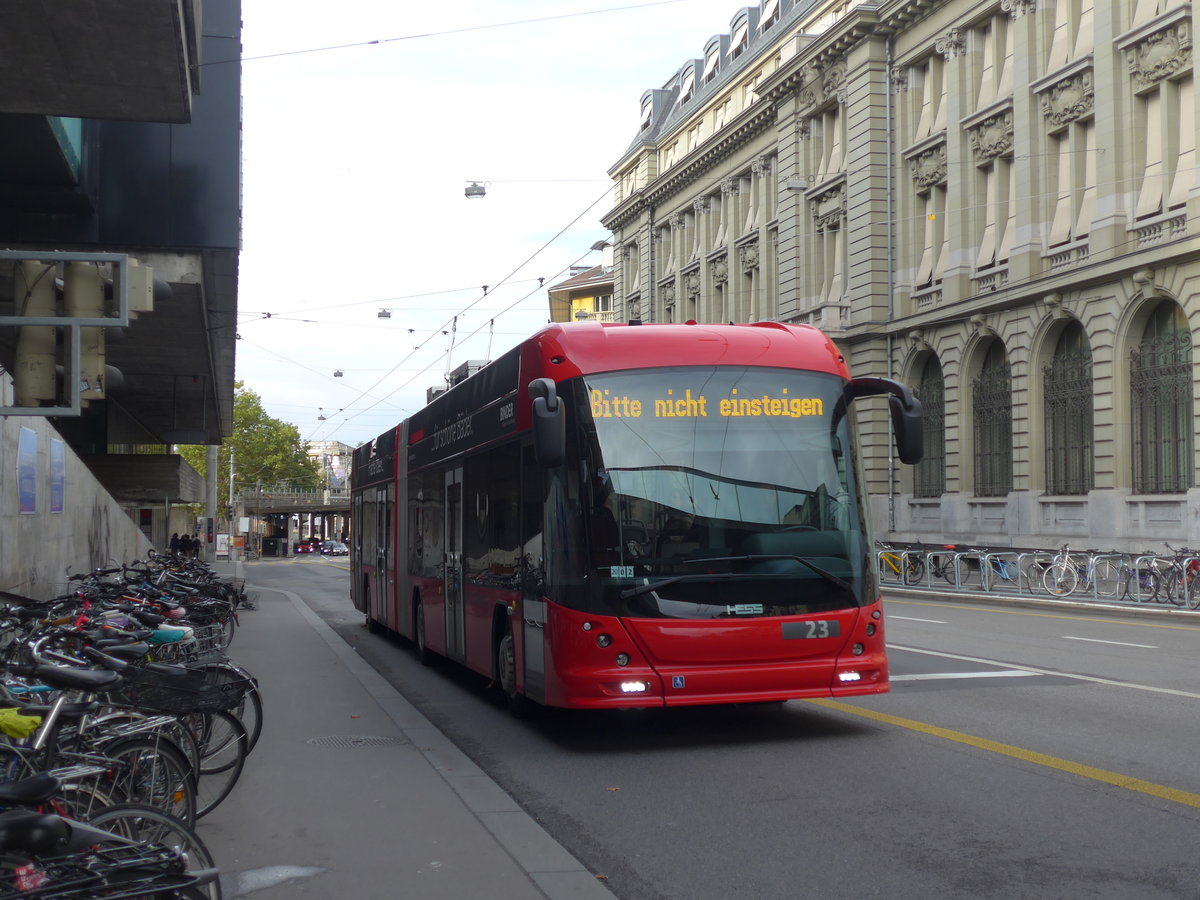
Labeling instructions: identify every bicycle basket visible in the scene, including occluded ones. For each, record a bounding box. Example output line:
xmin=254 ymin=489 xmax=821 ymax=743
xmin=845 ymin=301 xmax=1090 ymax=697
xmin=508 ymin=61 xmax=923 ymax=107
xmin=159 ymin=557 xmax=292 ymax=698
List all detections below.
xmin=112 ymin=667 xmax=249 ymax=715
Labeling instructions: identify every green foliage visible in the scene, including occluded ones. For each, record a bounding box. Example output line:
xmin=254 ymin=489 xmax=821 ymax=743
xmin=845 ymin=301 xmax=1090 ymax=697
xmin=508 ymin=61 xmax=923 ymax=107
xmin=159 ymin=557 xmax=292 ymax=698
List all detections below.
xmin=178 ymin=382 xmax=321 ymax=492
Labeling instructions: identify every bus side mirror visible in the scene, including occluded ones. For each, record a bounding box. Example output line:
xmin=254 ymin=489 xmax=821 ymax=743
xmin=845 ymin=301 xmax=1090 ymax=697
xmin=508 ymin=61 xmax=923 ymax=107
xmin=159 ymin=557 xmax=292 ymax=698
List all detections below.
xmin=844 ymin=376 xmax=924 ymax=465
xmin=529 ymin=378 xmax=565 ymax=468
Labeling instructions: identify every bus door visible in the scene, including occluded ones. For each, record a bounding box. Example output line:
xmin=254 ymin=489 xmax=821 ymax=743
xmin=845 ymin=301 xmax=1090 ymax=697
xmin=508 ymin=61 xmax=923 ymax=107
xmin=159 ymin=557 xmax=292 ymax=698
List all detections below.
xmin=444 ymin=467 xmax=466 ymax=660
xmin=372 ymin=486 xmax=388 ymax=627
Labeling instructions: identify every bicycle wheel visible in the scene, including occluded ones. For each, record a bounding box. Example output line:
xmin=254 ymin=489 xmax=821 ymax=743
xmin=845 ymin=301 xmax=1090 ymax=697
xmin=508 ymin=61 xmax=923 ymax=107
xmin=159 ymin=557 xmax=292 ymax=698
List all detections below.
xmin=1188 ymin=574 xmax=1200 ymax=610
xmin=1042 ymin=562 xmax=1078 ymax=597
xmin=1019 ymin=558 xmax=1048 ymax=594
xmin=99 ymin=737 xmax=197 ymax=828
xmin=85 ymin=802 xmax=222 ymax=900
xmin=1161 ymin=569 xmax=1187 ymax=607
xmin=1090 ymin=558 xmax=1121 ymax=599
xmin=189 ymin=711 xmax=248 ymax=819
xmin=902 ymin=555 xmax=925 ymax=586
xmin=1124 ymin=568 xmax=1161 ymax=602
xmin=193 ymin=662 xmax=263 ymax=754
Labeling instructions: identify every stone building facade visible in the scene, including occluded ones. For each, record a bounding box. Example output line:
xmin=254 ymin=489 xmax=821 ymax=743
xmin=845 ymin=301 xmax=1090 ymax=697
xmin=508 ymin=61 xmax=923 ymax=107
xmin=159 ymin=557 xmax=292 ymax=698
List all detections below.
xmin=603 ymin=0 xmax=1199 ymax=552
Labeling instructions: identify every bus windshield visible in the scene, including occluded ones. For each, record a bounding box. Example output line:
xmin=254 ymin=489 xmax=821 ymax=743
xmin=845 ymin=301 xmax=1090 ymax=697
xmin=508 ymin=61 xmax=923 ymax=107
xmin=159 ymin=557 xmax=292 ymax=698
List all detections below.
xmin=576 ymin=366 xmax=873 ymax=618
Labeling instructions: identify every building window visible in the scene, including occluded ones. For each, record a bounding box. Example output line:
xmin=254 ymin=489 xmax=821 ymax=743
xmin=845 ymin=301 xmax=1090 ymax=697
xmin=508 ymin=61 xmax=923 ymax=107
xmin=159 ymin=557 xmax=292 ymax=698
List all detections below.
xmin=679 ymin=68 xmax=697 ymax=106
xmin=911 ymin=55 xmax=947 ymax=143
xmin=703 ymin=45 xmax=721 ymax=84
xmin=914 ymin=356 xmax=946 ymax=498
xmin=1131 ymin=301 xmax=1193 ymax=493
xmin=1046 ymin=0 xmax=1095 ymax=73
xmin=977 ymin=157 xmax=1016 ymax=268
xmin=972 ymin=341 xmax=1013 ymax=497
xmin=915 ymin=184 xmax=948 ymax=288
xmin=974 ymin=17 xmax=1014 ymax=111
xmin=1048 ymin=121 xmax=1097 ymax=246
xmin=731 ymin=20 xmax=750 ymax=58
xmin=1043 ymin=322 xmax=1094 ymax=495
xmin=1134 ymin=76 xmax=1194 ymax=220
xmin=760 ymin=0 xmax=781 ymax=32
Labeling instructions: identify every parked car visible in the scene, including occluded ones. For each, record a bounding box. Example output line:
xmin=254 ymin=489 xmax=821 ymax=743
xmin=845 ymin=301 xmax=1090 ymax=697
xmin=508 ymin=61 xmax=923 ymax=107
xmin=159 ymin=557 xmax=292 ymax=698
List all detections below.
xmin=321 ymin=541 xmax=349 ymax=556
xmin=295 ymin=538 xmax=321 ymax=554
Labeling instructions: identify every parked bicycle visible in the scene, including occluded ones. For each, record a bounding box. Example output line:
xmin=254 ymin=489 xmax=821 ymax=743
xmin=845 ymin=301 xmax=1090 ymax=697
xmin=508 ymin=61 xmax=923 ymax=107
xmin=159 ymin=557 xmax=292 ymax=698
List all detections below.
xmin=877 ymin=543 xmax=924 ymax=586
xmin=1041 ymin=546 xmax=1121 ymax=598
xmin=1157 ymin=543 xmax=1200 ymax=609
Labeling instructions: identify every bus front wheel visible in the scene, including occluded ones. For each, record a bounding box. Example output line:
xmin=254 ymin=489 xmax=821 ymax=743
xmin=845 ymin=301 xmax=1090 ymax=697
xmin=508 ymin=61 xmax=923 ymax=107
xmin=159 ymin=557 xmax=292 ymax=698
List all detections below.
xmin=495 ymin=626 xmax=534 ymax=718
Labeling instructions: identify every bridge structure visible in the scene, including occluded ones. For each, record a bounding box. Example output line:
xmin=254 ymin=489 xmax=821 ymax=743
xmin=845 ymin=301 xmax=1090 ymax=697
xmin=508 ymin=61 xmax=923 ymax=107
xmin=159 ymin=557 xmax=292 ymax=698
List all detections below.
xmin=233 ymin=485 xmax=351 ymax=557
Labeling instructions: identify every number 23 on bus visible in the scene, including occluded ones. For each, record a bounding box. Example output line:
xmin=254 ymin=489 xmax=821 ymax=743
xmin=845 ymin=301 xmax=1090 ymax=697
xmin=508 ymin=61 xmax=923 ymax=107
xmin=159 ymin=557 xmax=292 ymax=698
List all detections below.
xmin=350 ymin=321 xmax=923 ymax=715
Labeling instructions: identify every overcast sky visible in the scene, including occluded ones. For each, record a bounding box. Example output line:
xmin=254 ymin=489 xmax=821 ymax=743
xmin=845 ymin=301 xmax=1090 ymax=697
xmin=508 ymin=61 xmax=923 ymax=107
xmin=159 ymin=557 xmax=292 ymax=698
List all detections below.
xmin=235 ymin=0 xmax=743 ymax=449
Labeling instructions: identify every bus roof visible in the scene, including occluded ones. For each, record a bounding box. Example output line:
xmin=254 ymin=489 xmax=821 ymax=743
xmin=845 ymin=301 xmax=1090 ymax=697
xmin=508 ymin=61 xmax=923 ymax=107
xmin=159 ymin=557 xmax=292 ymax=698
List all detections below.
xmin=524 ymin=321 xmax=851 ymax=381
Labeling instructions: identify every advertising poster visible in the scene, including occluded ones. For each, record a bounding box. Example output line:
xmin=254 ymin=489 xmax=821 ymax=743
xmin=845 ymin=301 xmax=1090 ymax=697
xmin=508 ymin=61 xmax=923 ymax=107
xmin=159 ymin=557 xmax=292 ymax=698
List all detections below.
xmin=17 ymin=427 xmax=36 ymax=514
xmin=50 ymin=438 xmax=65 ymax=513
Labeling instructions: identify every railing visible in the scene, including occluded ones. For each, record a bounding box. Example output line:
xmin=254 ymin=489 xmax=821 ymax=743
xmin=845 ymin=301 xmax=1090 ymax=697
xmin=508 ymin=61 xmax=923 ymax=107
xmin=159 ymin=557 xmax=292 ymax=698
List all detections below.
xmin=875 ymin=541 xmax=1200 ymax=611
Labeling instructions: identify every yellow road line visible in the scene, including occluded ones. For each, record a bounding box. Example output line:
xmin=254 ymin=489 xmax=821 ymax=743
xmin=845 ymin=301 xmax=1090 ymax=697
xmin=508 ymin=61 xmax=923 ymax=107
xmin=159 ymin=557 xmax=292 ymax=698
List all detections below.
xmin=808 ymin=698 xmax=1200 ymax=809
xmin=887 ymin=597 xmax=1200 ymax=632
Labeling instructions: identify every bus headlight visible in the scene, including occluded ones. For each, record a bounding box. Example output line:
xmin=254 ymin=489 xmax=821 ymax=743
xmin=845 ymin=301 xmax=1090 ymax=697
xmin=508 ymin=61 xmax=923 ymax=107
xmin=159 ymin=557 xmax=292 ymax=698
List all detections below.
xmin=596 ymin=633 xmax=612 ymax=648
xmin=620 ymin=681 xmax=648 ymax=693
xmin=851 ymin=643 xmax=864 ymax=656
xmin=838 ymin=671 xmax=862 ymax=683
xmin=616 ymin=653 xmax=630 ymax=667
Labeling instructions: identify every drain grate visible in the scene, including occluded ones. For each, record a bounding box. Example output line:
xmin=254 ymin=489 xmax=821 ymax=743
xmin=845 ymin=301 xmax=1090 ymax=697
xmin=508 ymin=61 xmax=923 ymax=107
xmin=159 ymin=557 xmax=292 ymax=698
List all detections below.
xmin=306 ymin=735 xmax=408 ymax=748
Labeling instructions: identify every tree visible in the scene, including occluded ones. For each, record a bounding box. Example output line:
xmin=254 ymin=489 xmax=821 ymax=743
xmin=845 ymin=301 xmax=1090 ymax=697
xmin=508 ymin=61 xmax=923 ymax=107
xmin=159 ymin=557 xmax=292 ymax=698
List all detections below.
xmin=178 ymin=382 xmax=321 ymax=492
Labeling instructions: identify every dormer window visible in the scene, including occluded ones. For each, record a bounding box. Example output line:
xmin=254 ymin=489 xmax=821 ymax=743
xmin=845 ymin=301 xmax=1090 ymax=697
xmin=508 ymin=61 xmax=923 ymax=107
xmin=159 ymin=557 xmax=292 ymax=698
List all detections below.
xmin=731 ymin=21 xmax=750 ymax=58
xmin=640 ymin=99 xmax=654 ymax=131
xmin=703 ymin=46 xmax=721 ymax=83
xmin=761 ymin=0 xmax=781 ymax=31
xmin=679 ymin=68 xmax=696 ymax=105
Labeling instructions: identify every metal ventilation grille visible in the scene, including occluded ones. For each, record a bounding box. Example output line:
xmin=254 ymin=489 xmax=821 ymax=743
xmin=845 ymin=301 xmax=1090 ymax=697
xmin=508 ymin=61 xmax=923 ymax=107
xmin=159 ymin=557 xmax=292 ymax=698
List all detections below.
xmin=305 ymin=735 xmax=408 ymax=748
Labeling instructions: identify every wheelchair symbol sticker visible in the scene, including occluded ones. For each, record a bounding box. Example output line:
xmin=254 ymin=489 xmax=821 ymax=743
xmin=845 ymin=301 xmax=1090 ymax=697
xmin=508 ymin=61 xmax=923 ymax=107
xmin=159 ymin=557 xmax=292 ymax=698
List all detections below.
xmin=672 ymin=676 xmax=685 ymax=689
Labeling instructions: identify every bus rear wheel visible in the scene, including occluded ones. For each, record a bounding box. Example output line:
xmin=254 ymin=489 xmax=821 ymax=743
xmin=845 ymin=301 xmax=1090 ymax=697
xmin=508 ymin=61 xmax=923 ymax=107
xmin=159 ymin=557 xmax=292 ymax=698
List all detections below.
xmin=414 ymin=598 xmax=436 ymax=666
xmin=495 ymin=626 xmax=534 ymax=718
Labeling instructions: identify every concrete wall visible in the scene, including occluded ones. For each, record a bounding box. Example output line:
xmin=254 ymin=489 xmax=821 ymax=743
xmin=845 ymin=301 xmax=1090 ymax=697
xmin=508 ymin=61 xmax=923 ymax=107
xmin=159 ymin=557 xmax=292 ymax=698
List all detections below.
xmin=1 ymin=414 xmax=151 ymax=601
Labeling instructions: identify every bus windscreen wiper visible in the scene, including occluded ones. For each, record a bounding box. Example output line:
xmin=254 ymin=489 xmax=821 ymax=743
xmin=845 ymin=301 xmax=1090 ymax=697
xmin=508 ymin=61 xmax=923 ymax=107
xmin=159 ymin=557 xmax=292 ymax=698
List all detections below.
xmin=618 ymin=555 xmax=850 ymax=601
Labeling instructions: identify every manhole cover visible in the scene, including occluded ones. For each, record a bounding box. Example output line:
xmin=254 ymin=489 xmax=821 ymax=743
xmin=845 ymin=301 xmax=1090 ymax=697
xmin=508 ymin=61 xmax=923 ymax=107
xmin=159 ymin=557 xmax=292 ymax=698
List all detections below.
xmin=306 ymin=735 xmax=408 ymax=748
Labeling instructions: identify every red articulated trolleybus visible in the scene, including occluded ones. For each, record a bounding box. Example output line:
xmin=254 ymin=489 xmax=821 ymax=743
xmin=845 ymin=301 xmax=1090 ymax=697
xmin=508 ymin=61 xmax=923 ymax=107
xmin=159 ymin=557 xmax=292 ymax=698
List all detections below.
xmin=351 ymin=321 xmax=922 ymax=715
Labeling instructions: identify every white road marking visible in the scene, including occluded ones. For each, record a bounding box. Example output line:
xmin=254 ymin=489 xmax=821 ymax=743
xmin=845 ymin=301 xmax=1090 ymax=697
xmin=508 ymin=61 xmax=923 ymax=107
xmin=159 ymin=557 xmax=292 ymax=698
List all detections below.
xmin=889 ymin=616 xmax=948 ymax=624
xmin=889 ymin=644 xmax=1200 ymax=699
xmin=1062 ymin=635 xmax=1158 ymax=649
xmin=891 ymin=670 xmax=1041 ymax=682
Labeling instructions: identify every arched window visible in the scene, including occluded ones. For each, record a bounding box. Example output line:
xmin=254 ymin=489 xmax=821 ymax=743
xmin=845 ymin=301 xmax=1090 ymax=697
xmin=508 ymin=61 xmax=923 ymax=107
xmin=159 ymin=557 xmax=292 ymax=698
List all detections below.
xmin=973 ymin=340 xmax=1012 ymax=497
xmin=1131 ymin=301 xmax=1193 ymax=493
xmin=914 ymin=356 xmax=945 ymax=498
xmin=1043 ymin=322 xmax=1093 ymax=495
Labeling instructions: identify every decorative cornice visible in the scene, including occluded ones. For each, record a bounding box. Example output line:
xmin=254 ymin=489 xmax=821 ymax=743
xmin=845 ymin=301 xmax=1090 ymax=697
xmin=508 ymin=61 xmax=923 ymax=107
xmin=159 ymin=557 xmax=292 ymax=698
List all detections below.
xmin=739 ymin=238 xmax=760 ymax=273
xmin=935 ymin=28 xmax=966 ymax=60
xmin=908 ymin=141 xmax=948 ymax=190
xmin=1116 ymin=8 xmax=1193 ymax=92
xmin=810 ymin=185 xmax=846 ymax=232
xmin=966 ymin=104 xmax=1015 ymax=162
xmin=1035 ymin=65 xmax=1095 ymax=130
xmin=999 ymin=0 xmax=1037 ymax=18
xmin=710 ymin=253 xmax=729 ymax=285
xmin=799 ymin=59 xmax=849 ymax=113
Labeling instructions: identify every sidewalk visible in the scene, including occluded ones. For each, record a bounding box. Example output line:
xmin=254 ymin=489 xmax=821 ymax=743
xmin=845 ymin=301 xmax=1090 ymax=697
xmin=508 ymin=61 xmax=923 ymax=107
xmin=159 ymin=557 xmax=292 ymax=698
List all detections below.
xmin=200 ymin=560 xmax=616 ymax=900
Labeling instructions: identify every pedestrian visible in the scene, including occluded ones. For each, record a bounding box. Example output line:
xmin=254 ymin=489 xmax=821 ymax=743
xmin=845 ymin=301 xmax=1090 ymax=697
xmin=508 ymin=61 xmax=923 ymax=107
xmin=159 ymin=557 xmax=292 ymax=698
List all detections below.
xmin=191 ymin=534 xmax=201 ymax=558
xmin=169 ymin=532 xmax=180 ymax=555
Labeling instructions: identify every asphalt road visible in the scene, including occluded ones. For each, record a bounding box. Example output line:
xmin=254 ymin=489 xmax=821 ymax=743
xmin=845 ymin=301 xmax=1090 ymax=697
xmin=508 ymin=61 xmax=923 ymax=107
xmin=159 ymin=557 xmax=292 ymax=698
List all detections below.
xmin=248 ymin=558 xmax=1200 ymax=900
